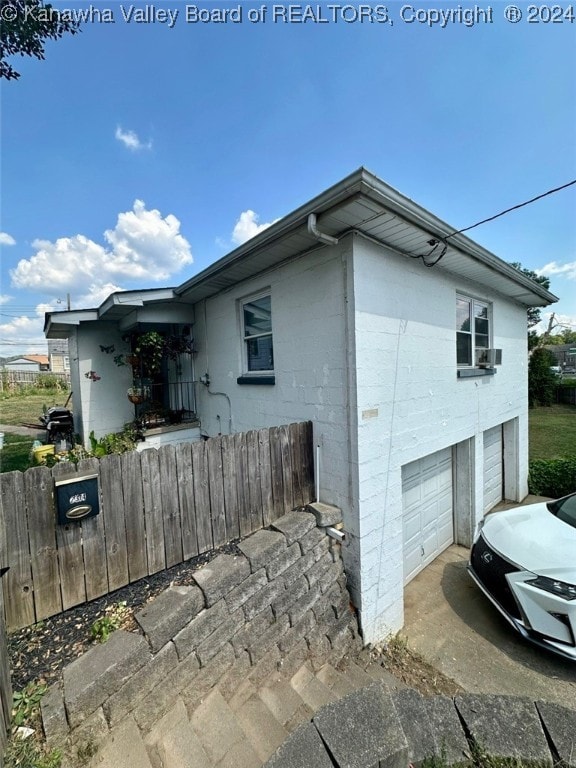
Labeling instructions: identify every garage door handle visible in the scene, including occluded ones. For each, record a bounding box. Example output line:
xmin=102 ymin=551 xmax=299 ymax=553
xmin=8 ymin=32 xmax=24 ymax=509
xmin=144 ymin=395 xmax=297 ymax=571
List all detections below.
xmin=421 ymin=546 xmax=425 ymax=557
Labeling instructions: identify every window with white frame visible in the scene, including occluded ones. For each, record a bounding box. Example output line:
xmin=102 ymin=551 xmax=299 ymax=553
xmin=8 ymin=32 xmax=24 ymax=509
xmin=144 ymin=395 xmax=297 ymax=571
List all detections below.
xmin=241 ymin=293 xmax=274 ymax=373
xmin=456 ymin=295 xmax=490 ymax=366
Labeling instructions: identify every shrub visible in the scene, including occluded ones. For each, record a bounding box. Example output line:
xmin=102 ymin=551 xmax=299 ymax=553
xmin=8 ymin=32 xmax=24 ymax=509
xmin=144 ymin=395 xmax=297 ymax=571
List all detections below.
xmin=528 ymin=348 xmax=557 ymax=407
xmin=528 ymin=457 xmax=576 ymax=497
xmin=88 ymin=423 xmax=139 ymax=457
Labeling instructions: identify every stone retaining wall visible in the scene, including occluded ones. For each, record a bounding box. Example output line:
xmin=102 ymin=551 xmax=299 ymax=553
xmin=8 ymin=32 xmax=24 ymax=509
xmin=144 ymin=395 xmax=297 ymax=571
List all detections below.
xmin=265 ymin=685 xmax=576 ymax=768
xmin=40 ymin=508 xmax=360 ymax=748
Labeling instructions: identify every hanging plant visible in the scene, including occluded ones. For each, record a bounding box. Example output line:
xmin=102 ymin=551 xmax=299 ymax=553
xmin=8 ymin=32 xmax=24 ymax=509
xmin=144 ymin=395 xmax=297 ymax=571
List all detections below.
xmin=113 ymin=330 xmax=195 ymax=376
xmin=133 ymin=331 xmax=165 ymax=375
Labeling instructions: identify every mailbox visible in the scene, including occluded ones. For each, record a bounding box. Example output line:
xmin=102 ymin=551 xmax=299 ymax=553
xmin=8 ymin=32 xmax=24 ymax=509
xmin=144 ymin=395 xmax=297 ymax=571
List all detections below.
xmin=55 ymin=474 xmax=100 ymax=524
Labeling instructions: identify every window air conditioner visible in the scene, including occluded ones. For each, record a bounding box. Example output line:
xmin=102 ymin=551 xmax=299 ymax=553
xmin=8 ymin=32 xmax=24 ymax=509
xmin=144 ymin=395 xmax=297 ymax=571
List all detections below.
xmin=476 ymin=348 xmax=502 ymax=367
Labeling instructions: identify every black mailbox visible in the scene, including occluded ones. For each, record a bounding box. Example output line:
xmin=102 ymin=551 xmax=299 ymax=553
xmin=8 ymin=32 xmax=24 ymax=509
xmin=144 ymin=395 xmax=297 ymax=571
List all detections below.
xmin=55 ymin=474 xmax=100 ymax=524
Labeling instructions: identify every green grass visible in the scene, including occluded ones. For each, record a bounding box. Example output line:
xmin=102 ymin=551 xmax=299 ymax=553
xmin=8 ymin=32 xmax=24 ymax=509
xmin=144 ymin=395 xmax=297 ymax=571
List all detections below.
xmin=0 ymin=388 xmax=71 ymax=427
xmin=0 ymin=433 xmax=35 ymax=473
xmin=0 ymin=388 xmax=71 ymax=473
xmin=529 ymin=403 xmax=576 ymax=461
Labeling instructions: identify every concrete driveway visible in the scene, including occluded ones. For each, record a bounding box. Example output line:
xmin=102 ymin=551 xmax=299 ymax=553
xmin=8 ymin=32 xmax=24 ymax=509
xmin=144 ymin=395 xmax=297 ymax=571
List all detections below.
xmin=402 ymin=539 xmax=576 ymax=708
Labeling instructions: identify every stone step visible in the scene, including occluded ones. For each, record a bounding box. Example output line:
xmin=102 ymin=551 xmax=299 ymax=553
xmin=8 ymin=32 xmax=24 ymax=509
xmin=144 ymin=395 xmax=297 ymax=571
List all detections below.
xmin=87 ymin=716 xmax=154 ymax=768
xmin=233 ymin=694 xmax=290 ymax=763
xmin=135 ymin=657 xmax=409 ymax=768
xmin=258 ymin=678 xmax=306 ymax=728
xmin=316 ymin=663 xmax=358 ymax=698
xmin=290 ymin=663 xmax=338 ymax=711
xmin=337 ymin=659 xmax=378 ymax=689
xmin=191 ymin=688 xmax=257 ymax=767
xmin=145 ymin=699 xmax=212 ymax=768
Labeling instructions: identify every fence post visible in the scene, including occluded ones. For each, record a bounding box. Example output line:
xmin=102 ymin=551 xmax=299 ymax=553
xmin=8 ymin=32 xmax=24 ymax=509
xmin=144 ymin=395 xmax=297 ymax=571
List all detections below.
xmin=0 ymin=566 xmax=13 ymax=760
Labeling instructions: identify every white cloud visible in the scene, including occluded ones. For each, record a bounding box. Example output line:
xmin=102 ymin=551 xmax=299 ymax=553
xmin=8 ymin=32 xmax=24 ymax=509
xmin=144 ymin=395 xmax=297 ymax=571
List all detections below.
xmin=115 ymin=126 xmax=152 ymax=152
xmin=0 ymin=232 xmax=16 ymax=246
xmin=78 ymin=283 xmax=124 ymax=308
xmin=103 ymin=200 xmax=192 ymax=280
xmin=0 ymin=295 xmax=12 ymax=305
xmin=232 ymin=210 xmax=279 ymax=245
xmin=10 ymin=201 xmax=193 ymax=295
xmin=0 ymin=305 xmax=48 ymax=357
xmin=535 ymin=261 xmax=576 ymax=280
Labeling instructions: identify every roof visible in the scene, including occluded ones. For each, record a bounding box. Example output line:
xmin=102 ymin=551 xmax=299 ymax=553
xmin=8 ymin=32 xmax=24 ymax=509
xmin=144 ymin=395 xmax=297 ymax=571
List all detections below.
xmin=45 ymin=168 xmax=557 ymax=338
xmin=3 ymin=355 xmax=49 ymax=366
xmin=45 ymin=288 xmax=178 ymax=337
xmin=176 ymin=167 xmax=557 ymax=308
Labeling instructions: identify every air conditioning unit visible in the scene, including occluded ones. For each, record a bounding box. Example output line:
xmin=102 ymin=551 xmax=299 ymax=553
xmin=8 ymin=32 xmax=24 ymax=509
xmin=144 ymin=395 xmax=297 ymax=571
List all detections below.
xmin=476 ymin=348 xmax=502 ymax=367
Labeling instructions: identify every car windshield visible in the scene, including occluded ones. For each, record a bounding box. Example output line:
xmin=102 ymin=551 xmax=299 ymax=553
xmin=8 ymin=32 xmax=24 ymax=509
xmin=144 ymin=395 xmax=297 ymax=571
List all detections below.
xmin=547 ymin=493 xmax=576 ymax=529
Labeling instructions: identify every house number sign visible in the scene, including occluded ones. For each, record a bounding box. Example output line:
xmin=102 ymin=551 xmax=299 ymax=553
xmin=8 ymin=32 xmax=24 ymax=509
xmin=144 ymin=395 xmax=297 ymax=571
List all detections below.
xmin=54 ymin=474 xmax=100 ymax=525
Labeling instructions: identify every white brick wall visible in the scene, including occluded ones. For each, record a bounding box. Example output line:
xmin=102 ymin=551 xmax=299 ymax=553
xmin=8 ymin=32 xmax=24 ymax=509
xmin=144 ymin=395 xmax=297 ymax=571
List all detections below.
xmin=71 ymin=231 xmax=532 ymax=647
xmin=193 ymin=243 xmax=354 ymax=517
xmin=74 ymin=323 xmax=134 ymax=443
xmin=351 ymin=235 xmax=529 ymax=643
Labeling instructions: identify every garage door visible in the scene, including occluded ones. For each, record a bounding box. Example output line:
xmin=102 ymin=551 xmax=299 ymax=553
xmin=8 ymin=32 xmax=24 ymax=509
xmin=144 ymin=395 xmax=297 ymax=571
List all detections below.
xmin=402 ymin=447 xmax=454 ymax=585
xmin=483 ymin=425 xmax=503 ymax=513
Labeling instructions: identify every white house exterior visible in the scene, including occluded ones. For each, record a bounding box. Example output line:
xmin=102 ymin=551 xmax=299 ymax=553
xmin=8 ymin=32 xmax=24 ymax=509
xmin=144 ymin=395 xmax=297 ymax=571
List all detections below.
xmin=45 ymin=168 xmax=557 ymax=643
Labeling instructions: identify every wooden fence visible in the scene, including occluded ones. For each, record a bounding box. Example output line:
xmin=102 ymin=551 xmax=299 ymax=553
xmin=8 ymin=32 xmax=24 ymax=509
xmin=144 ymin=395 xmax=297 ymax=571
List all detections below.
xmin=0 ymin=569 xmax=11 ymax=757
xmin=0 ymin=422 xmax=314 ymax=632
xmin=0 ymin=370 xmax=70 ymax=391
xmin=558 ymin=386 xmax=576 ymax=406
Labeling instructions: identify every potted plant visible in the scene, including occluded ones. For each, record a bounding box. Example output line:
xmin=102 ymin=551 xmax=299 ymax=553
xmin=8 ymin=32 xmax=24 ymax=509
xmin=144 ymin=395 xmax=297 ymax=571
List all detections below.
xmin=127 ymin=384 xmax=150 ymax=404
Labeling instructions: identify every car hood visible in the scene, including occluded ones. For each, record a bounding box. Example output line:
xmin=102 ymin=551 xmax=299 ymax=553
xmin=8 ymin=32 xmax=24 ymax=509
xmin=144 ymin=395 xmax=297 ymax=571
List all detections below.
xmin=481 ymin=502 xmax=576 ymax=583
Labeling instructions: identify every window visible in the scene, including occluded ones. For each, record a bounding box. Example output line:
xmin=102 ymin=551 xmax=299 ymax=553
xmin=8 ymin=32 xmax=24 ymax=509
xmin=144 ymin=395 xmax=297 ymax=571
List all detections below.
xmin=457 ymin=295 xmax=490 ymax=366
xmin=241 ymin=293 xmax=274 ymax=373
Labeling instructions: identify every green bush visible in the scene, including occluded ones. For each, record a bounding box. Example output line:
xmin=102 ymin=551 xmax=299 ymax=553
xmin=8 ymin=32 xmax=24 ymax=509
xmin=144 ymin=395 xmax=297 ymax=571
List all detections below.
xmin=88 ymin=423 xmax=139 ymax=457
xmin=528 ymin=457 xmax=576 ymax=497
xmin=528 ymin=348 xmax=557 ymax=407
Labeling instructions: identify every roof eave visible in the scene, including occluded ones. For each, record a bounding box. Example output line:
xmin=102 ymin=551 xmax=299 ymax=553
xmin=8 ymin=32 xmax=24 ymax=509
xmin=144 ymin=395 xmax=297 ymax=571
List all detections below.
xmin=175 ymin=167 xmax=557 ymax=307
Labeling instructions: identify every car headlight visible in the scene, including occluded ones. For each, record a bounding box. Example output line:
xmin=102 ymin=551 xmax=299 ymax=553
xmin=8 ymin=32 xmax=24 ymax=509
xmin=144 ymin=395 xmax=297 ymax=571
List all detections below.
xmin=526 ymin=575 xmax=576 ymax=601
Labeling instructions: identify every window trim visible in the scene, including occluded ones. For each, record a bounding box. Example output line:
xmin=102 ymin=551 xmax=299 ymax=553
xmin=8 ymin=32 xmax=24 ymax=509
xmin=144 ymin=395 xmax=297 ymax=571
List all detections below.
xmin=240 ymin=290 xmax=275 ymax=378
xmin=456 ymin=293 xmax=492 ymax=369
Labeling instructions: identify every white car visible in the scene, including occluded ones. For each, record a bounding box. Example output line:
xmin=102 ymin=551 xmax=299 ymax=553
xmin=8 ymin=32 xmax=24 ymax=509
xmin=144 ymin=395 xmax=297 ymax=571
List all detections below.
xmin=468 ymin=493 xmax=576 ymax=661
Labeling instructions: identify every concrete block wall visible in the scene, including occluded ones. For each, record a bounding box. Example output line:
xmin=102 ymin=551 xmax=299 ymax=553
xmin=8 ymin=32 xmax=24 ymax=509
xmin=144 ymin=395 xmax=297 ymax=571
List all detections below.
xmin=41 ymin=509 xmax=360 ymax=750
xmin=73 ymin=323 xmax=137 ymax=444
xmin=193 ymin=242 xmax=354 ymax=515
xmin=350 ymin=235 xmax=531 ymax=644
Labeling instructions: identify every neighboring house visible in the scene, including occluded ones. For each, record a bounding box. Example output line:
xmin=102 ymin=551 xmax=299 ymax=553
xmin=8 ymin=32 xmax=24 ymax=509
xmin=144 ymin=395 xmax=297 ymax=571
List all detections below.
xmin=45 ymin=168 xmax=557 ymax=644
xmin=544 ymin=343 xmax=576 ymax=372
xmin=3 ymin=354 xmax=50 ymax=372
xmin=48 ymin=339 xmax=70 ymax=374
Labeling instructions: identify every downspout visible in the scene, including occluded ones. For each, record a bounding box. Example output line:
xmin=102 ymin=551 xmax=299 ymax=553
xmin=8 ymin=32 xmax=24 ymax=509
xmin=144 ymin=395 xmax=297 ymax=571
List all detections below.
xmin=307 ymin=213 xmax=338 ymax=504
xmin=307 ymin=213 xmax=339 ymax=246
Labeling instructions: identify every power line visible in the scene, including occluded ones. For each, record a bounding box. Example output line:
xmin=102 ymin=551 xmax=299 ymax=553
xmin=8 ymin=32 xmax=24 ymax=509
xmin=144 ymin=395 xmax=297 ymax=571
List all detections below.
xmin=446 ymin=179 xmax=576 ymax=239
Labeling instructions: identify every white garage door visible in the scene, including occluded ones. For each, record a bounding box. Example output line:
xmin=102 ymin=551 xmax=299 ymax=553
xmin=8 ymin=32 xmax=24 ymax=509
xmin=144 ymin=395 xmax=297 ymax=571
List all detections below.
xmin=402 ymin=447 xmax=454 ymax=585
xmin=483 ymin=425 xmax=503 ymax=513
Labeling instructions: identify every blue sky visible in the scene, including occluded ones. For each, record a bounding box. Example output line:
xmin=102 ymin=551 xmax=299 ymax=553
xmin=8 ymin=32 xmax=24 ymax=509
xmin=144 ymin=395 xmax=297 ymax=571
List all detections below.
xmin=1 ymin=1 xmax=575 ymax=357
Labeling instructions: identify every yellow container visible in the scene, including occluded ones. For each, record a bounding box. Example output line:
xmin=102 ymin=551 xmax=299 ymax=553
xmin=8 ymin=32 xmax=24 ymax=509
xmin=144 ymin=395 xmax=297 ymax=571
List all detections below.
xmin=33 ymin=445 xmax=55 ymax=464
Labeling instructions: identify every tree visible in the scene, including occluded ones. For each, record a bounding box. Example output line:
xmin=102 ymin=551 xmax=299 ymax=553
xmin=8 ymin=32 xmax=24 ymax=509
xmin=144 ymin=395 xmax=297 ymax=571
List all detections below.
xmin=528 ymin=347 xmax=557 ymax=407
xmin=510 ymin=262 xmax=551 ymax=329
xmin=545 ymin=328 xmax=576 ymax=346
xmin=0 ymin=0 xmax=80 ymax=81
